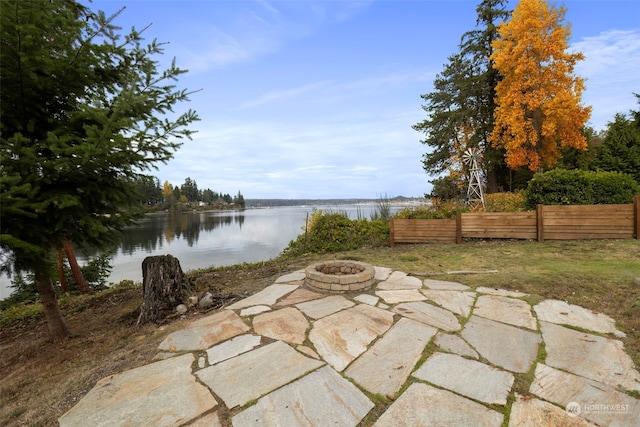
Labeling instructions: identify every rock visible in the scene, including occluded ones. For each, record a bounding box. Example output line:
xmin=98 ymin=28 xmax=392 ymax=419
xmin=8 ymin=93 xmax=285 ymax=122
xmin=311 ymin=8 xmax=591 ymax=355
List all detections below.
xmin=274 ymin=269 xmax=306 ymax=283
xmin=530 ymin=364 xmax=640 ymax=427
xmin=345 ymin=318 xmax=436 ymax=397
xmin=375 ymin=289 xmax=426 ymax=304
xmin=377 ymin=271 xmax=423 ymax=290
xmin=374 ymin=266 xmax=393 ymax=281
xmin=176 ymin=304 xmax=188 ymax=314
xmin=59 ymin=354 xmax=217 ymax=427
xmin=375 ymin=383 xmax=503 ymax=427
xmin=534 ymin=299 xmax=625 ymax=337
xmin=540 ymin=321 xmax=640 ymax=391
xmin=188 ymin=296 xmax=198 ymax=306
xmin=198 ymin=292 xmax=214 ymax=309
xmin=354 ymin=294 xmax=379 ymax=306
xmin=473 ymin=295 xmax=537 ymax=330
xmin=476 ymin=287 xmax=528 ymax=297
xmin=434 ymin=332 xmax=479 ymax=359
xmin=461 ymin=315 xmax=541 ymax=373
xmin=206 ymin=334 xmax=262 ymax=365
xmin=158 ymin=310 xmax=249 ymax=351
xmin=275 ymin=288 xmax=324 ymax=306
xmin=392 ymin=301 xmax=461 ymax=331
xmin=252 ymin=307 xmax=309 ymax=345
xmin=196 ymin=341 xmax=324 ymax=409
xmin=422 ymin=279 xmax=469 ymax=291
xmin=296 ymin=295 xmax=355 ymax=319
xmin=227 ymin=284 xmax=299 ymax=310
xmin=508 ymin=394 xmax=597 ymax=427
xmin=634 ymin=277 xmax=640 ymax=286
xmin=232 ymin=366 xmax=373 ymax=427
xmin=413 ymin=352 xmax=514 ymax=405
xmin=421 ymin=289 xmax=476 ymax=317
xmin=239 ymin=305 xmax=271 ymax=316
xmin=309 ymin=304 xmax=394 ymax=371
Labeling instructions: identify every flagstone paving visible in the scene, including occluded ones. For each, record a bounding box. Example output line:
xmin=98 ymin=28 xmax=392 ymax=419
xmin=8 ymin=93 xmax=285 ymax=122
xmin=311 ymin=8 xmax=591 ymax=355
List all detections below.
xmin=421 ymin=288 xmax=475 ymax=316
xmin=392 ymin=301 xmax=461 ymax=331
xmin=60 ymin=266 xmax=640 ymax=427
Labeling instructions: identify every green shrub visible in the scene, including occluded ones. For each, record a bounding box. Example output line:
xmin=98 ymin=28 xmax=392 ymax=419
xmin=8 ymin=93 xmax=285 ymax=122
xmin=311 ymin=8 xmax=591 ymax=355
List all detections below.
xmin=525 ymin=169 xmax=639 ymax=209
xmin=393 ymin=200 xmax=468 ymax=219
xmin=484 ymin=191 xmax=527 ymax=212
xmin=0 ymin=302 xmax=43 ymax=328
xmin=590 ymin=172 xmax=639 ymax=204
xmin=280 ymin=211 xmax=389 ymax=257
xmin=63 ymin=252 xmax=112 ymax=292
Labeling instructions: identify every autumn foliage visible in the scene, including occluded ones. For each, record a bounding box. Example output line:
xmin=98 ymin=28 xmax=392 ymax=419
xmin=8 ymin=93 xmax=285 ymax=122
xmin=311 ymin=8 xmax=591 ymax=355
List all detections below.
xmin=490 ymin=0 xmax=591 ymax=172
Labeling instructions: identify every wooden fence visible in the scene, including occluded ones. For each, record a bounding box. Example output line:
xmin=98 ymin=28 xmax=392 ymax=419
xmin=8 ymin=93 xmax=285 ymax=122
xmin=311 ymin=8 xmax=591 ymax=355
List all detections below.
xmin=389 ymin=195 xmax=640 ymax=246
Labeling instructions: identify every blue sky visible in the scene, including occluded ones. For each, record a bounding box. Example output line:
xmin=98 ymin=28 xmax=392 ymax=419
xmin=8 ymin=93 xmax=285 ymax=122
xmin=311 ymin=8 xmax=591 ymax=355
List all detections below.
xmin=89 ymin=0 xmax=640 ymax=199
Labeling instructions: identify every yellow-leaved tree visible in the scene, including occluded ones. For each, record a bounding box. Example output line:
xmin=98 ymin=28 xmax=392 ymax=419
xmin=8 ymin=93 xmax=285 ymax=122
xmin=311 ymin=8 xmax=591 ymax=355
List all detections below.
xmin=489 ymin=0 xmax=591 ymax=172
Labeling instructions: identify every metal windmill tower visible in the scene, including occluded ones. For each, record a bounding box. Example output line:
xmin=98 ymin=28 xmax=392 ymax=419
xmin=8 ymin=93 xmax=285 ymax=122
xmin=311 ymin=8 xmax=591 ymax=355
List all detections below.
xmin=462 ymin=147 xmax=485 ymax=210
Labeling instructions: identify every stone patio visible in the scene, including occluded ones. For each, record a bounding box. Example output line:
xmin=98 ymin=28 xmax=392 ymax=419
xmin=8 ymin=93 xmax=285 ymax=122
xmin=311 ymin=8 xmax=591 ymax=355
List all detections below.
xmin=59 ymin=266 xmax=640 ymax=427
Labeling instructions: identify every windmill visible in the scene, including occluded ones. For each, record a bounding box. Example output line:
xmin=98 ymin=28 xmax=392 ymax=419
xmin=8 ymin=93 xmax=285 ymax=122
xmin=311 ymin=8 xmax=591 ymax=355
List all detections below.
xmin=462 ymin=147 xmax=485 ymax=210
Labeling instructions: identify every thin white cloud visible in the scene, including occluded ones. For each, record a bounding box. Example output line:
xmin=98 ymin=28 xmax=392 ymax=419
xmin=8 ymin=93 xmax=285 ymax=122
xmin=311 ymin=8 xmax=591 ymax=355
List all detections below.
xmin=181 ymin=27 xmax=279 ymax=72
xmin=239 ymin=81 xmax=331 ymax=108
xmin=238 ymin=70 xmax=420 ymax=110
xmin=571 ymin=29 xmax=640 ymax=130
xmin=176 ymin=1 xmax=373 ymax=73
xmin=572 ymin=30 xmax=640 ymax=76
xmin=333 ymin=1 xmax=374 ymax=23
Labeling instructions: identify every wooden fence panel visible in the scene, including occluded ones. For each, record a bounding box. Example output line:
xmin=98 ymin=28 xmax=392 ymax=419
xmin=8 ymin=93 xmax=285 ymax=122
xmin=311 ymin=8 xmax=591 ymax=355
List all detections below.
xmin=390 ymin=219 xmax=457 ymax=246
xmin=542 ymin=204 xmax=635 ymax=240
xmin=389 ymin=197 xmax=639 ymax=245
xmin=461 ymin=212 xmax=537 ymax=239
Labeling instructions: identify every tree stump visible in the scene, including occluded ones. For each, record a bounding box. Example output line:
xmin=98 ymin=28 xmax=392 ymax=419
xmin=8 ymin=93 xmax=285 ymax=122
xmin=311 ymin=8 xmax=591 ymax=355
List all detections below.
xmin=136 ymin=255 xmax=186 ymax=326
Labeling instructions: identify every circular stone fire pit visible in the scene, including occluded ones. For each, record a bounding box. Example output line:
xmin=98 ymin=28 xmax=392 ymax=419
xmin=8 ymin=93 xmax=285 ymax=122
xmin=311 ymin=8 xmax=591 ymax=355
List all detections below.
xmin=304 ymin=260 xmax=376 ymax=293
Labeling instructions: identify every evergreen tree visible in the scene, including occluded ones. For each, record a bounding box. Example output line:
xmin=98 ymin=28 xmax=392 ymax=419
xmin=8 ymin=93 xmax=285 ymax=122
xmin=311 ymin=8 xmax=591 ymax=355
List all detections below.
xmin=134 ymin=176 xmax=163 ymax=205
xmin=180 ymin=177 xmax=200 ymax=203
xmin=0 ymin=0 xmax=198 ymax=340
xmin=233 ymin=191 xmax=246 ymax=208
xmin=172 ymin=186 xmax=182 ymax=202
xmin=201 ymin=189 xmax=215 ymax=204
xmin=597 ymin=108 xmax=640 ymax=183
xmin=414 ymin=0 xmax=511 ymax=194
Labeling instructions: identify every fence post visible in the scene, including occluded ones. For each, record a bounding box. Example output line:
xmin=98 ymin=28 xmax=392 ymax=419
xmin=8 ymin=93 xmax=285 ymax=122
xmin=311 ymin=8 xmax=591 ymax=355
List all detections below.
xmin=537 ymin=204 xmax=544 ymax=242
xmin=634 ymin=195 xmax=640 ymax=239
xmin=389 ymin=218 xmax=395 ymax=247
xmin=456 ymin=212 xmax=462 ymax=244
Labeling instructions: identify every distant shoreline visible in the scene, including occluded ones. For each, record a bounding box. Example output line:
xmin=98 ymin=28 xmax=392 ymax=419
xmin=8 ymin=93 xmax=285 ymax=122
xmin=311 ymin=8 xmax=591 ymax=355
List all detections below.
xmin=245 ymin=197 xmax=429 ymax=208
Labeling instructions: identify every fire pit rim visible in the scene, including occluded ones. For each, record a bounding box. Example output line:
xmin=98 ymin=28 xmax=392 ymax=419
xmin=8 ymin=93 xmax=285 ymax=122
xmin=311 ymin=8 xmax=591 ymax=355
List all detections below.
xmin=304 ymin=260 xmax=376 ymax=293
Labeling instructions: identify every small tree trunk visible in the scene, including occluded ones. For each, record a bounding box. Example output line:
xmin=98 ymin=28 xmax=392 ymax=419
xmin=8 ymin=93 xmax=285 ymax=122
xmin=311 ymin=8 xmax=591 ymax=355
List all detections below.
xmin=63 ymin=240 xmax=92 ymax=294
xmin=35 ymin=272 xmax=71 ymax=341
xmin=136 ymin=255 xmax=185 ymax=326
xmin=57 ymin=248 xmax=68 ymax=292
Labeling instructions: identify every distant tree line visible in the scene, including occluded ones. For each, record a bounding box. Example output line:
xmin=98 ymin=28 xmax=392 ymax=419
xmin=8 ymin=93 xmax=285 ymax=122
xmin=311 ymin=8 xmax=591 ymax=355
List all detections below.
xmin=134 ymin=176 xmax=245 ymax=209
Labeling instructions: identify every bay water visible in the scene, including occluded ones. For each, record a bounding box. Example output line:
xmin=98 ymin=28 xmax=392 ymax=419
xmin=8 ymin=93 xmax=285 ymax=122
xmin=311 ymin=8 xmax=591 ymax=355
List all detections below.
xmin=0 ymin=204 xmax=401 ymax=300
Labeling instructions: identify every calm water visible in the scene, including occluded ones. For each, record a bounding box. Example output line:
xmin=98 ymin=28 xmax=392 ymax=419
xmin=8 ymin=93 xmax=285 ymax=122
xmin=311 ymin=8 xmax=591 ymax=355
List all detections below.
xmin=0 ymin=204 xmax=401 ymax=299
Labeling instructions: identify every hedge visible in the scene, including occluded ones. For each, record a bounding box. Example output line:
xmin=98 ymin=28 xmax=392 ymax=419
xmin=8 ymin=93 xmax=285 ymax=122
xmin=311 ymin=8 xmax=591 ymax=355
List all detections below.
xmin=524 ymin=169 xmax=639 ymax=209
